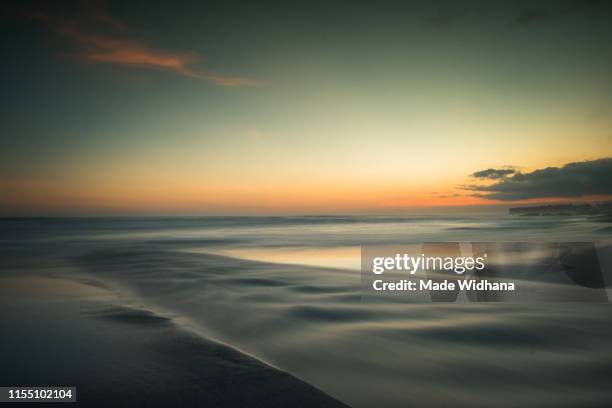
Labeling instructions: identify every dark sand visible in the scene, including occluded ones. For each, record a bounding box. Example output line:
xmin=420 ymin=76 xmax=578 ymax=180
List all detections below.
xmin=0 ymin=275 xmax=348 ymax=407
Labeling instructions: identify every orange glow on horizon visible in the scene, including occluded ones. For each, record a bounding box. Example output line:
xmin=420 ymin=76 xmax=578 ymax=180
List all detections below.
xmin=2 ymin=175 xmax=610 ymax=215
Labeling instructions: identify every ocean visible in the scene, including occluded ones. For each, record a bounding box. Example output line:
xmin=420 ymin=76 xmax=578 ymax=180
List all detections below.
xmin=1 ymin=213 xmax=612 ymax=407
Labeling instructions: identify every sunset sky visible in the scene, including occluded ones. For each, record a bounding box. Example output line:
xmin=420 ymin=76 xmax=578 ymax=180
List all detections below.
xmin=2 ymin=0 xmax=612 ymax=214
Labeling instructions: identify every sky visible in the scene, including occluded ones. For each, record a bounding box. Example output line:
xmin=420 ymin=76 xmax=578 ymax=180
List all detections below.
xmin=1 ymin=0 xmax=612 ymax=215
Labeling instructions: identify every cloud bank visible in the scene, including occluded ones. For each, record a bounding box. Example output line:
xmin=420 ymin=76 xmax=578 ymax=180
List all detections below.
xmin=465 ymin=158 xmax=612 ymax=201
xmin=471 ymin=168 xmax=516 ymax=180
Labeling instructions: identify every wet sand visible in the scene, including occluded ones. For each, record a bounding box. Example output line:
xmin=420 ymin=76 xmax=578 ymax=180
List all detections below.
xmin=0 ymin=275 xmax=348 ymax=407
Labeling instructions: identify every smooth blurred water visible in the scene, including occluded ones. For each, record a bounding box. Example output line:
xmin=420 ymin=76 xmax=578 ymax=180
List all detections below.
xmin=1 ymin=213 xmax=612 ymax=407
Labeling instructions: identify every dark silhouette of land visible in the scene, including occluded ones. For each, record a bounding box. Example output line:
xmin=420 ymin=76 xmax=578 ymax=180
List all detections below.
xmin=509 ymin=202 xmax=612 ymax=217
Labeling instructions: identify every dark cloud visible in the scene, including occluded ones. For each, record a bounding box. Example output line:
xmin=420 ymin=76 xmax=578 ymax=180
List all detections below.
xmin=515 ymin=0 xmax=608 ymax=25
xmin=464 ymin=158 xmax=612 ymax=201
xmin=471 ymin=168 xmax=516 ymax=180
xmin=515 ymin=8 xmax=551 ymax=25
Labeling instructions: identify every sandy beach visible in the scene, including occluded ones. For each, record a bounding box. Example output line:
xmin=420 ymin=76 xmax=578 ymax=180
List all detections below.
xmin=0 ymin=273 xmax=347 ymax=407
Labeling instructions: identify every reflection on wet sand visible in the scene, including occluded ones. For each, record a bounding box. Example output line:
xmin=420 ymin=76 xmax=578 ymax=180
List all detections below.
xmin=190 ymin=246 xmax=361 ymax=271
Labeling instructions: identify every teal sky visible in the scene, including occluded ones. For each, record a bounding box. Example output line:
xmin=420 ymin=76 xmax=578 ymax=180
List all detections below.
xmin=2 ymin=1 xmax=612 ymax=214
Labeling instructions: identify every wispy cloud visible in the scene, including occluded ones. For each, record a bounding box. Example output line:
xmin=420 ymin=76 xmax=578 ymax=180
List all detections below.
xmin=57 ymin=26 xmax=202 ymax=77
xmin=14 ymin=2 xmax=258 ymax=86
xmin=248 ymin=129 xmax=268 ymax=142
xmin=206 ymin=73 xmax=262 ymax=87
